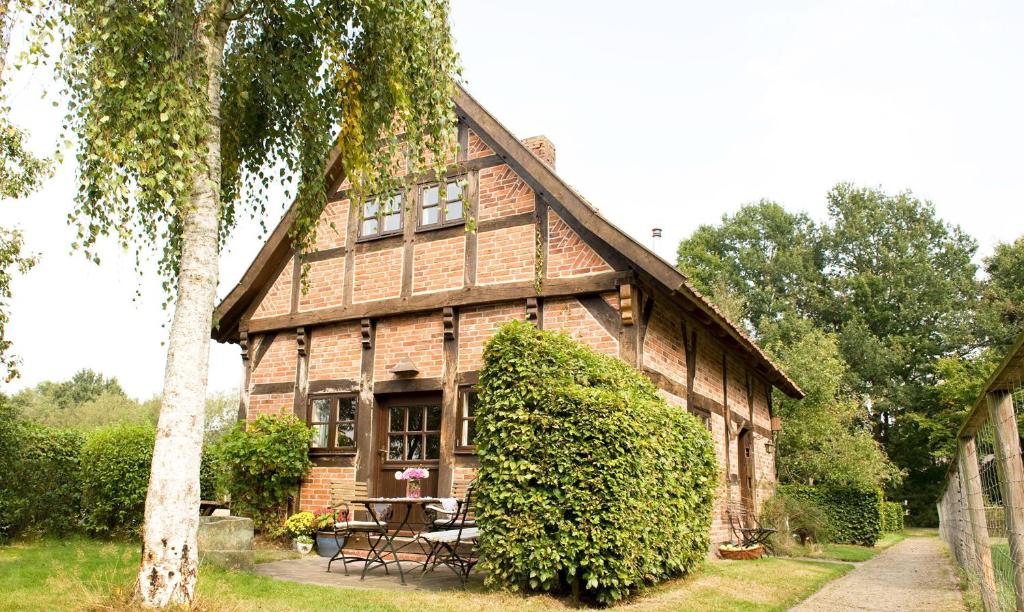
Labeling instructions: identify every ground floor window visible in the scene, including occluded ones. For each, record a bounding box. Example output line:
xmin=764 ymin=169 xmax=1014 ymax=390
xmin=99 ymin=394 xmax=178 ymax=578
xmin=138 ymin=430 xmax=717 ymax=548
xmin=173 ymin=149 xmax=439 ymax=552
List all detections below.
xmin=308 ymin=395 xmax=357 ymax=452
xmin=458 ymin=390 xmax=478 ymax=450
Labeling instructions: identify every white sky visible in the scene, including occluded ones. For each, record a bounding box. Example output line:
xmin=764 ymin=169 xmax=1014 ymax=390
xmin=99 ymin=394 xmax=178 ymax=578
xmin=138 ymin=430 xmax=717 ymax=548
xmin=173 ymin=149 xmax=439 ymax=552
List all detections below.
xmin=1 ymin=0 xmax=1022 ymax=400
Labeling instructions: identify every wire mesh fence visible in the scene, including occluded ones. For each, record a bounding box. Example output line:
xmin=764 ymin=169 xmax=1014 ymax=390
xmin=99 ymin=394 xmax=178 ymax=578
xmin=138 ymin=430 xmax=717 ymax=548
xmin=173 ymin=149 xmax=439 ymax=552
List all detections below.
xmin=938 ymin=336 xmax=1024 ymax=612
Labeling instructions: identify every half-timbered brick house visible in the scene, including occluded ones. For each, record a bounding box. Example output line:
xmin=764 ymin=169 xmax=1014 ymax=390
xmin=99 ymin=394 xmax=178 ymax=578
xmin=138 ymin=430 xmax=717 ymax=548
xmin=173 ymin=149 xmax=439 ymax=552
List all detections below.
xmin=213 ymin=85 xmax=804 ymax=546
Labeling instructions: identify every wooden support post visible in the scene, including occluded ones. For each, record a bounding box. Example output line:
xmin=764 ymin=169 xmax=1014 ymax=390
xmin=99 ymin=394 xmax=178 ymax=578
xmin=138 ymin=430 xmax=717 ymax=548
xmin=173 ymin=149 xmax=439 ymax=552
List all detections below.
xmin=293 ymin=327 xmax=309 ymax=418
xmin=438 ymin=309 xmax=460 ymax=497
xmin=238 ymin=332 xmax=251 ymax=423
xmin=959 ymin=436 xmax=1000 ymax=611
xmin=356 ymin=319 xmax=376 ymax=494
xmin=988 ymin=390 xmax=1024 ymax=610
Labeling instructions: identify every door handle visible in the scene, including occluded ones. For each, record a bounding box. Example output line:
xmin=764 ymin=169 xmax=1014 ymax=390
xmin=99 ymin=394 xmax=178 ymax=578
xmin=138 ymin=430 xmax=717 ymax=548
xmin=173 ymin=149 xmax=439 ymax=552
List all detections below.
xmin=378 ymin=447 xmax=387 ymax=459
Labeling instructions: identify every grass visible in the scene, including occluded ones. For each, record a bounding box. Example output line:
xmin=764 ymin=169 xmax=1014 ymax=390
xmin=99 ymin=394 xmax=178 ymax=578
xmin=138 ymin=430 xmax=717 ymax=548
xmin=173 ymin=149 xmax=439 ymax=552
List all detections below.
xmin=780 ymin=530 xmax=909 ymax=563
xmin=0 ymin=538 xmax=853 ymax=611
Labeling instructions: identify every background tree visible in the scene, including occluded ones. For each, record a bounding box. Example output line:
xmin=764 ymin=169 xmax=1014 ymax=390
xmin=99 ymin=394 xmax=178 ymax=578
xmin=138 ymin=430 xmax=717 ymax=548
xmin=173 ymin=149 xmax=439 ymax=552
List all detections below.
xmin=677 ymin=183 xmax=981 ymax=523
xmin=0 ymin=0 xmax=49 ymax=382
xmin=976 ymin=236 xmax=1024 ymax=354
xmin=30 ymin=0 xmax=459 ymax=604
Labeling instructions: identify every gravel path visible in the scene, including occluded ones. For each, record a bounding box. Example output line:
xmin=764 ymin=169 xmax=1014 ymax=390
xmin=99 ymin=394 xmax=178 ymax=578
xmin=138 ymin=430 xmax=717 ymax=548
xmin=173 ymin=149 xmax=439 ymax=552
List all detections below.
xmin=791 ymin=537 xmax=964 ymax=611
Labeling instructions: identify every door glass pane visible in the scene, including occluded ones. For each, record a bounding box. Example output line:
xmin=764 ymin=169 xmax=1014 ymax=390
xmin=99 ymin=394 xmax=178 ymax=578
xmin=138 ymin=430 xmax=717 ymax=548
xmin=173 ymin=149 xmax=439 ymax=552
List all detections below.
xmin=408 ymin=406 xmax=423 ymax=431
xmin=426 ymin=405 xmax=441 ymax=430
xmin=312 ymin=398 xmax=331 ymax=423
xmin=338 ymin=398 xmax=356 ymax=422
xmin=388 ymin=435 xmax=404 ymax=460
xmin=407 ymin=436 xmax=422 ymax=460
xmin=390 ymin=407 xmax=404 ymax=432
xmin=337 ymin=423 xmax=355 ymax=448
xmin=311 ymin=424 xmax=328 ymax=448
xmin=426 ymin=433 xmax=440 ymax=459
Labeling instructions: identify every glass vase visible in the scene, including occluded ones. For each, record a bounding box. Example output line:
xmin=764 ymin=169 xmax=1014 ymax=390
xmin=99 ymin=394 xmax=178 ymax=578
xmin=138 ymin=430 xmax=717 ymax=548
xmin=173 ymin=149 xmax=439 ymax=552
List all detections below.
xmin=407 ymin=479 xmax=422 ymax=499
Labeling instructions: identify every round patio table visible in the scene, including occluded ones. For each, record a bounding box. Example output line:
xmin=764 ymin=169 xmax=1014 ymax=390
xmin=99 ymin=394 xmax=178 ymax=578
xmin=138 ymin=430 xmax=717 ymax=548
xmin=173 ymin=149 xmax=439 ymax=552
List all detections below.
xmin=348 ymin=496 xmax=443 ymax=585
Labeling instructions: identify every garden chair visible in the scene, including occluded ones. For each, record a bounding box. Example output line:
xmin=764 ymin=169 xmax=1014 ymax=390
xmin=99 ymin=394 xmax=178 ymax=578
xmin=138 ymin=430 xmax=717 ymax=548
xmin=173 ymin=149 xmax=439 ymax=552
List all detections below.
xmin=417 ymin=484 xmax=479 ymax=586
xmin=325 ymin=481 xmax=396 ymax=576
xmin=727 ymin=501 xmax=776 ymax=556
xmin=424 ymin=481 xmax=477 ymax=531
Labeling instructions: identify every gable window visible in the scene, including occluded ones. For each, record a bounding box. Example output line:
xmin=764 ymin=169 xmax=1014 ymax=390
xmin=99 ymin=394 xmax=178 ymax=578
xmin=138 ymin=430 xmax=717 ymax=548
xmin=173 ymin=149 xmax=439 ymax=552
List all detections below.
xmin=308 ymin=395 xmax=357 ymax=452
xmin=419 ymin=178 xmax=465 ymax=229
xmin=457 ymin=389 xmax=478 ymax=450
xmin=359 ymin=193 xmax=403 ymax=239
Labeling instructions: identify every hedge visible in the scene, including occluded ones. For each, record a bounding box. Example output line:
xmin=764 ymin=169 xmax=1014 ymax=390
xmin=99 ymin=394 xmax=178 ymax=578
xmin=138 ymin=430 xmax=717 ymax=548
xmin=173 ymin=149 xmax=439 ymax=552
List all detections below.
xmin=474 ymin=321 xmax=718 ymax=604
xmin=0 ymin=418 xmax=84 ymax=539
xmin=778 ymin=484 xmax=883 ymax=546
xmin=80 ymin=423 xmax=156 ymax=534
xmin=881 ymin=501 xmax=904 ymax=533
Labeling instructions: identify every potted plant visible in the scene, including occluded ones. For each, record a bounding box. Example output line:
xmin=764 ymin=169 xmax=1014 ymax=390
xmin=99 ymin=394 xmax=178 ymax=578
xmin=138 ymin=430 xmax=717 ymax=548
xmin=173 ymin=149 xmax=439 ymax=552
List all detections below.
xmin=313 ymin=507 xmax=340 ymax=558
xmin=395 ymin=467 xmax=430 ymax=498
xmin=284 ymin=511 xmax=316 ymax=553
xmin=294 ymin=534 xmax=313 ymax=555
xmin=718 ymin=542 xmax=764 ymax=560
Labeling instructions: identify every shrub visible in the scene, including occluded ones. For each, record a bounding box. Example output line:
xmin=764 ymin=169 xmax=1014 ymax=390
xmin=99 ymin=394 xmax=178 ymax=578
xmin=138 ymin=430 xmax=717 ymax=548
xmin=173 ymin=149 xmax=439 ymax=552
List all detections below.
xmin=0 ymin=405 xmax=85 ymax=540
xmin=80 ymin=424 xmax=155 ymax=535
xmin=474 ymin=321 xmax=718 ymax=604
xmin=761 ymin=490 xmax=829 ymax=545
xmin=219 ymin=415 xmax=313 ymax=534
xmin=881 ymin=501 xmax=904 ymax=533
xmin=778 ymin=484 xmax=883 ymax=545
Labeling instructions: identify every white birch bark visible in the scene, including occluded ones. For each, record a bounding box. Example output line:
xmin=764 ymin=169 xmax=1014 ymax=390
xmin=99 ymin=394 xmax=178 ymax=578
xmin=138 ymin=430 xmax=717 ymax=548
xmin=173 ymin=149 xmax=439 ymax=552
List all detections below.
xmin=134 ymin=5 xmax=229 ymax=606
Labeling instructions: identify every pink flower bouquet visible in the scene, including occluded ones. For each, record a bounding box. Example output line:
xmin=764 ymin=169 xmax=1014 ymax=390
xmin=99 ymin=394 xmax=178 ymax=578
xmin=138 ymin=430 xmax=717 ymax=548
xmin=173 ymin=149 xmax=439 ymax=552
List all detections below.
xmin=394 ymin=467 xmax=430 ymax=498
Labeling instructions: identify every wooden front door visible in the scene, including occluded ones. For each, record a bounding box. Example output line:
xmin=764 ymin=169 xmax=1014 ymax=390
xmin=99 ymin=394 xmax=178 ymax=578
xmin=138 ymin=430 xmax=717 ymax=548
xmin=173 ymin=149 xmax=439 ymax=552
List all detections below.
xmin=375 ymin=394 xmax=442 ymax=527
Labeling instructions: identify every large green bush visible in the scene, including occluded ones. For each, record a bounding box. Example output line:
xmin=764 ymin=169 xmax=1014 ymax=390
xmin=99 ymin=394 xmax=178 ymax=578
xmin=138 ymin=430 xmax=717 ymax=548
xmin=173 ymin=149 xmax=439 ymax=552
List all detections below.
xmin=881 ymin=501 xmax=904 ymax=533
xmin=80 ymin=423 xmax=155 ymax=534
xmin=0 ymin=402 xmax=85 ymax=540
xmin=778 ymin=484 xmax=882 ymax=545
xmin=474 ymin=321 xmax=718 ymax=604
xmin=219 ymin=415 xmax=313 ymax=534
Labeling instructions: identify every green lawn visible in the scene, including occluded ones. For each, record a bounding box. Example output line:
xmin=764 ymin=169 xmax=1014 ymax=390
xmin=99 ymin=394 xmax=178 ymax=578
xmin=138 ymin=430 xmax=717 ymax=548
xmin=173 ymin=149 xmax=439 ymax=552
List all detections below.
xmin=781 ymin=531 xmax=909 ymax=563
xmin=0 ymin=538 xmax=852 ymax=611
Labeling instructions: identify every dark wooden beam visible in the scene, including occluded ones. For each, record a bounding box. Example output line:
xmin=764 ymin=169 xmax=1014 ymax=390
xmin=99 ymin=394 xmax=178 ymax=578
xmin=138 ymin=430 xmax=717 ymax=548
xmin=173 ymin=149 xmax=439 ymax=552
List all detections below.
xmin=355 ymin=319 xmax=376 ymax=493
xmin=251 ymin=382 xmax=294 ymax=395
xmin=438 ymin=308 xmax=460 ymax=496
xmin=309 ymin=379 xmax=359 ymax=394
xmin=578 ymin=294 xmax=621 ymax=340
xmin=245 ymin=271 xmax=631 ymax=334
xmin=374 ymin=377 xmax=443 ymax=394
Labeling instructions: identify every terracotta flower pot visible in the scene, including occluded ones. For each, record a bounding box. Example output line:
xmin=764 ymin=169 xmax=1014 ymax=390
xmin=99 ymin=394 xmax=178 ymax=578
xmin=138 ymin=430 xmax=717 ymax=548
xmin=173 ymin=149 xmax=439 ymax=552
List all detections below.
xmin=718 ymin=544 xmax=763 ymax=560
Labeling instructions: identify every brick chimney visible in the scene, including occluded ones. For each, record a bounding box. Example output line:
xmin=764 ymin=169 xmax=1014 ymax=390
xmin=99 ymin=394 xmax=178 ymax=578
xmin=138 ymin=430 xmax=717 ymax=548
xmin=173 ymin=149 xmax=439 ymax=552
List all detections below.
xmin=521 ymin=135 xmax=556 ymax=169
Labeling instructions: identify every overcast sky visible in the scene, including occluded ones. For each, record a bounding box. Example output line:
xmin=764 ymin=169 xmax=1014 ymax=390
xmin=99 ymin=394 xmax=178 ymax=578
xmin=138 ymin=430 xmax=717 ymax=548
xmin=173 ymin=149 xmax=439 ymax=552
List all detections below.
xmin=1 ymin=1 xmax=1022 ymax=399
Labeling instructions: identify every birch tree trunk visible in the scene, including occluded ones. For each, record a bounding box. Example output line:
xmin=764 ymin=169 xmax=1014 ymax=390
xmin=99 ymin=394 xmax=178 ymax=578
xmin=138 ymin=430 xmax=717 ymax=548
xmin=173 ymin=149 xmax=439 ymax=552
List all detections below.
xmin=1 ymin=1 xmax=13 ymax=77
xmin=134 ymin=6 xmax=228 ymax=607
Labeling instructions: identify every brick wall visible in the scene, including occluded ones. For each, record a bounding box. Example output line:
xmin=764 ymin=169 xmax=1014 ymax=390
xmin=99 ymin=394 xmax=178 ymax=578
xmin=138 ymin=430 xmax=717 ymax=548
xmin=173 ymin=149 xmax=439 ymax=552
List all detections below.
xmin=309 ymin=322 xmax=362 ymax=382
xmin=248 ymin=393 xmax=293 ymax=421
xmin=466 ymin=130 xmax=493 ymax=160
xmin=313 ymin=199 xmax=349 ymax=251
xmin=373 ymin=313 xmax=444 ymax=382
xmin=352 ymin=247 xmax=403 ymax=303
xmin=299 ymin=466 xmax=356 ymax=512
xmin=476 ymin=224 xmax=535 ymax=285
xmin=298 ymin=257 xmax=345 ymax=312
xmin=547 ymin=210 xmax=611 ymax=278
xmin=252 ymin=258 xmax=293 ymax=320
xmin=693 ymin=331 xmax=725 ymax=402
xmin=458 ymin=302 xmax=524 ymax=372
xmin=643 ymin=305 xmax=687 ymax=384
xmin=251 ymin=334 xmax=296 ymax=384
xmin=709 ymin=411 xmax=730 ymax=545
xmin=412 ymin=236 xmax=465 ymax=294
xmin=478 ymin=165 xmax=534 ymax=221
xmin=453 ymin=467 xmax=477 ymax=499
xmin=544 ymin=297 xmax=618 ymax=356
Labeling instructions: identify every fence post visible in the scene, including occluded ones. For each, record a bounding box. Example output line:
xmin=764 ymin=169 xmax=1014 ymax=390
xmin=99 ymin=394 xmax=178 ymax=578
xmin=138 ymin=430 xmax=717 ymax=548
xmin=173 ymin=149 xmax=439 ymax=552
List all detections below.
xmin=960 ymin=436 xmax=1000 ymax=611
xmin=988 ymin=390 xmax=1024 ymax=610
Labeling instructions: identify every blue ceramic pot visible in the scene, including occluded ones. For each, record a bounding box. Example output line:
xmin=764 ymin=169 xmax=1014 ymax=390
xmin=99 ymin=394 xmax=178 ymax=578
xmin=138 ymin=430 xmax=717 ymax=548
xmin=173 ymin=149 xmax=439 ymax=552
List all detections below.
xmin=315 ymin=531 xmax=340 ymax=558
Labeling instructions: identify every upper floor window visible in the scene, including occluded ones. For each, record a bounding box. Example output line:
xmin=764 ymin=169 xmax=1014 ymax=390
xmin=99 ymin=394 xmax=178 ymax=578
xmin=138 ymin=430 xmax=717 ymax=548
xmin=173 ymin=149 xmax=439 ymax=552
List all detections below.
xmin=309 ymin=395 xmax=357 ymax=452
xmin=360 ymin=193 xmax=403 ymax=239
xmin=457 ymin=389 xmax=478 ymax=449
xmin=419 ymin=178 xmax=465 ymax=229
